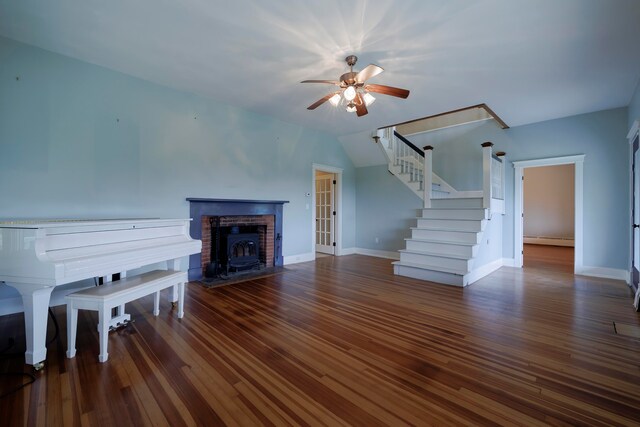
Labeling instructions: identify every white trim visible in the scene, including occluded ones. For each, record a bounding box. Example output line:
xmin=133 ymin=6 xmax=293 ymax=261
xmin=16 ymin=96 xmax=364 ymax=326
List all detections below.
xmin=339 ymin=247 xmax=357 ymax=256
xmin=629 ymin=122 xmax=639 ymax=288
xmin=354 ymin=248 xmax=400 ymax=260
xmin=466 ymin=258 xmax=503 ymax=285
xmin=523 ymin=237 xmax=574 ymax=247
xmin=512 ymin=155 xmax=585 ymax=169
xmin=627 ymin=119 xmax=639 ymax=140
xmin=501 ymin=258 xmax=516 ymax=267
xmin=575 ymin=266 xmax=629 ymax=283
xmin=312 ymin=164 xmax=343 ymax=256
xmin=513 ymin=155 xmax=585 ymax=273
xmin=283 ymin=252 xmax=315 ymax=265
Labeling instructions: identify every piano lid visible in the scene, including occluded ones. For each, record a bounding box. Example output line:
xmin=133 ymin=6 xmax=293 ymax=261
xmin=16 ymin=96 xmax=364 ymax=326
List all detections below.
xmin=0 ymin=218 xmax=190 ymax=229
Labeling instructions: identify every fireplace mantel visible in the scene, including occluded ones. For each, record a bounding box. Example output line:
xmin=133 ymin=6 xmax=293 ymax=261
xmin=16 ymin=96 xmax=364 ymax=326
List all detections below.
xmin=186 ymin=198 xmax=288 ymax=280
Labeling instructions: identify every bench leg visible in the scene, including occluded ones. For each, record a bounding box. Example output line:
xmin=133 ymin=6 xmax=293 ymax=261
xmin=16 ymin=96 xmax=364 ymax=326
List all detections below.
xmin=98 ymin=307 xmax=109 ymax=363
xmin=177 ymin=281 xmax=185 ymax=319
xmin=153 ymin=291 xmax=160 ymax=316
xmin=66 ymin=305 xmax=78 ymax=359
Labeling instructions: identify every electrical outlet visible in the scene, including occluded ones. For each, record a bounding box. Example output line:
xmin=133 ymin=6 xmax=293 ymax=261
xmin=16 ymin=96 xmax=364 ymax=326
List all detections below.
xmin=375 ymin=237 xmax=379 ymax=244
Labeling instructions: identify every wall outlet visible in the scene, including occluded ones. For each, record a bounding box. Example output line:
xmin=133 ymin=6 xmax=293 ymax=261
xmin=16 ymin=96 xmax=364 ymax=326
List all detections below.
xmin=375 ymin=237 xmax=379 ymax=244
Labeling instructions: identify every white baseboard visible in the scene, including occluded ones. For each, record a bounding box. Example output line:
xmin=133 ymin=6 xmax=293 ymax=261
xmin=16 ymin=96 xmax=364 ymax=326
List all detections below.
xmin=283 ymin=252 xmax=315 ymax=265
xmin=575 ymin=265 xmax=629 ymax=283
xmin=354 ymin=248 xmax=400 ymax=260
xmin=501 ymin=258 xmax=516 ymax=267
xmin=339 ymin=247 xmax=357 ymax=256
xmin=524 ymin=237 xmax=574 ymax=247
xmin=466 ymin=258 xmax=504 ymax=285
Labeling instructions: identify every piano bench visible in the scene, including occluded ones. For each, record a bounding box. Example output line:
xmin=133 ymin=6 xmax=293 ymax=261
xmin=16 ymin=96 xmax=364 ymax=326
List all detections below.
xmin=65 ymin=270 xmax=187 ymax=363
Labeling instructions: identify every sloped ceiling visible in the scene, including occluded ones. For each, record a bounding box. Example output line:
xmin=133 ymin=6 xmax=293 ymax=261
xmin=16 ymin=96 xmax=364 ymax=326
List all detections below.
xmin=1 ymin=0 xmax=639 ymax=152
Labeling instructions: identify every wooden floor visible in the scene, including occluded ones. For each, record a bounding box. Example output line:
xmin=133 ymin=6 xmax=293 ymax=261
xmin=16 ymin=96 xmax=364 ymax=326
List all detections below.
xmin=1 ymin=253 xmax=640 ymax=426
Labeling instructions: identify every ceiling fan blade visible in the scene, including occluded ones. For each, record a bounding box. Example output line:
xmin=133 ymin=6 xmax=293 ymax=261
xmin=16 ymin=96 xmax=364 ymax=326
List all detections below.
xmin=307 ymin=93 xmax=336 ymax=110
xmin=354 ymin=93 xmax=368 ymax=117
xmin=301 ymin=79 xmax=341 ymax=85
xmin=355 ymin=64 xmax=384 ymax=83
xmin=365 ymin=84 xmax=410 ymax=99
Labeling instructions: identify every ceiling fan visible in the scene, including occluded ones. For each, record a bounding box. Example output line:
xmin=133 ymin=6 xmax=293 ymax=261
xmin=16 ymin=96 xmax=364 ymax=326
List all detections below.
xmin=301 ymin=55 xmax=410 ymax=117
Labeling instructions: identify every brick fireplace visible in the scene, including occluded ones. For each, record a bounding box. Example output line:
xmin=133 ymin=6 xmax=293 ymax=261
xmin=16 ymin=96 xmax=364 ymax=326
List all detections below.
xmin=201 ymin=215 xmax=274 ymax=275
xmin=186 ymin=198 xmax=288 ymax=281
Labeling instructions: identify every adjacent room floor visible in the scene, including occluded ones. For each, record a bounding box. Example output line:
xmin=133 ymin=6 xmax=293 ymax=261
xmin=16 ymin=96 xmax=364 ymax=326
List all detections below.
xmin=523 ymin=243 xmax=574 ymax=273
xmin=1 ymin=255 xmax=639 ymax=425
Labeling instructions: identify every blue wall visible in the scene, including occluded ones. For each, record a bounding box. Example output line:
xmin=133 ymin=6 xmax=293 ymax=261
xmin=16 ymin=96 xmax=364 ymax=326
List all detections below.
xmin=357 ymin=108 xmax=630 ymax=271
xmin=356 ymin=165 xmax=420 ymax=253
xmin=0 ymin=36 xmax=356 ymax=257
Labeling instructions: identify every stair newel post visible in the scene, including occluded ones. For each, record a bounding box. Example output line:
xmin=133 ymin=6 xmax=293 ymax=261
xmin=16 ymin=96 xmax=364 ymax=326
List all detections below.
xmin=496 ymin=151 xmax=506 ymax=201
xmin=481 ymin=142 xmax=494 ymax=209
xmin=423 ymin=146 xmax=433 ymax=208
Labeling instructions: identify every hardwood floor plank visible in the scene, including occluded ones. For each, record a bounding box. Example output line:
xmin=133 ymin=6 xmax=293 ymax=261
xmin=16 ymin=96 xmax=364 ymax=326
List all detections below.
xmin=1 ymin=253 xmax=640 ymax=425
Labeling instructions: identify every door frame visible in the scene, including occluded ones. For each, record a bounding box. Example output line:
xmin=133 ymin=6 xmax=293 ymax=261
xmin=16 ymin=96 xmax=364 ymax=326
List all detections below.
xmin=513 ymin=155 xmax=585 ymax=272
xmin=312 ymin=163 xmax=343 ymax=256
xmin=628 ymin=119 xmax=639 ymax=293
xmin=314 ymin=170 xmax=336 ymax=255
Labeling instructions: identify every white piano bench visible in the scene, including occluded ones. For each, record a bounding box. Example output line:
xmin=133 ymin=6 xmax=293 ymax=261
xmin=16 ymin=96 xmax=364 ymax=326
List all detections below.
xmin=65 ymin=270 xmax=187 ymax=363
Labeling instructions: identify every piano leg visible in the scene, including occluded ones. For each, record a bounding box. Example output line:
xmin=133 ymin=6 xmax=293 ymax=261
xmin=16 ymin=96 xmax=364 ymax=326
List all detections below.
xmin=7 ymin=283 xmax=55 ymax=369
xmin=167 ymin=259 xmax=181 ymax=307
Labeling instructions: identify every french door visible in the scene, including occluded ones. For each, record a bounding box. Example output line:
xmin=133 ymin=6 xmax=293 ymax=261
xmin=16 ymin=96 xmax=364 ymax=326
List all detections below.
xmin=315 ymin=173 xmax=335 ymax=254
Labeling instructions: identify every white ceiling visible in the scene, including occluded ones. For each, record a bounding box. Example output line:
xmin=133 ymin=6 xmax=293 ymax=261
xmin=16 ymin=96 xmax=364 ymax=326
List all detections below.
xmin=1 ymin=0 xmax=640 ymax=140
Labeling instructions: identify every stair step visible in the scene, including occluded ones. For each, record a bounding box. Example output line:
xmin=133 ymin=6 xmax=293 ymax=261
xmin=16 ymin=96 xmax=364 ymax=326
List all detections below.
xmin=399 ymin=249 xmax=472 ymax=271
xmin=405 ymin=238 xmax=478 ymax=257
xmin=410 ymin=228 xmax=481 ymax=244
xmin=421 ymin=208 xmax=487 ymax=220
xmin=393 ymin=261 xmax=467 ymax=286
xmin=431 ymin=197 xmax=483 ymax=208
xmin=416 ymin=218 xmax=484 ymax=232
xmin=392 ymin=260 xmax=466 ymax=275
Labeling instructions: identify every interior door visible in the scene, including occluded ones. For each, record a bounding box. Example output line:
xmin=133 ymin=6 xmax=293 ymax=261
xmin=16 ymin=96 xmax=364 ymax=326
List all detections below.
xmin=632 ymin=135 xmax=640 ymax=293
xmin=315 ymin=173 xmax=335 ymax=255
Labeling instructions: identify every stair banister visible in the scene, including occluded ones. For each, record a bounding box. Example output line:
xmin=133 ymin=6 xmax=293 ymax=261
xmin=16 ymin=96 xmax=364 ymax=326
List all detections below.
xmin=481 ymin=142 xmax=494 ymax=209
xmin=423 ymin=146 xmax=433 ymax=208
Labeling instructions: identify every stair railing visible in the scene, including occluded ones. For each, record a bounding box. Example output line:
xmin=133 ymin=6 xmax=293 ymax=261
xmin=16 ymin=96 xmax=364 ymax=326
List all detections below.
xmin=481 ymin=142 xmax=506 ymax=213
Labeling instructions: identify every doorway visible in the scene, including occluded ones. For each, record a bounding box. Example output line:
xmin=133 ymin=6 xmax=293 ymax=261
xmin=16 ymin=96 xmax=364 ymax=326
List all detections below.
xmin=522 ymin=164 xmax=575 ymax=272
xmin=312 ymin=164 xmax=342 ymax=257
xmin=631 ymin=131 xmax=639 ymax=296
xmin=513 ymin=155 xmax=585 ymax=273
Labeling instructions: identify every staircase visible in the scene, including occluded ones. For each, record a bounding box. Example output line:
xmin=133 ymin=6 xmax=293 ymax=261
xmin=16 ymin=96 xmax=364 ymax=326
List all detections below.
xmin=375 ymin=128 xmax=505 ymax=287
xmin=393 ymin=197 xmax=488 ymax=286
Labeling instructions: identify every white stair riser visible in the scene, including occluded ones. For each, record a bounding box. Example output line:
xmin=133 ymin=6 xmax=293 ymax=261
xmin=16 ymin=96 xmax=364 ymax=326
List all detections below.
xmin=405 ymin=240 xmax=477 ymax=257
xmin=417 ymin=218 xmax=484 ymax=232
xmin=399 ymin=252 xmax=471 ymax=271
xmin=421 ymin=209 xmax=487 ymax=220
xmin=411 ymin=229 xmax=480 ymax=244
xmin=431 ymin=198 xmax=483 ymax=208
xmin=393 ymin=264 xmax=465 ymax=286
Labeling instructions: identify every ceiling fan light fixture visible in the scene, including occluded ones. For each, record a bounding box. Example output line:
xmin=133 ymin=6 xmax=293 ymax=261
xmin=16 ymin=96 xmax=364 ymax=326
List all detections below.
xmin=343 ymin=85 xmax=356 ymax=101
xmin=329 ymin=93 xmax=341 ymax=106
xmin=363 ymin=92 xmax=376 ymax=106
xmin=345 ymin=103 xmax=356 ymax=113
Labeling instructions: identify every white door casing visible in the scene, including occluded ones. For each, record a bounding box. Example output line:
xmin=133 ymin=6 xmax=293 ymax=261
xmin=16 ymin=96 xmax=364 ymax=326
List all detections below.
xmin=315 ymin=172 xmax=335 ymax=254
xmin=312 ymin=164 xmax=343 ymax=256
xmin=513 ymin=155 xmax=585 ymax=272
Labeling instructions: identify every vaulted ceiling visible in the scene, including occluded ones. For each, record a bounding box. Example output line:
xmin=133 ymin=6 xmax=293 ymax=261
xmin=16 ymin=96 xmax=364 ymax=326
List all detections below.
xmin=1 ymin=0 xmax=639 ymax=138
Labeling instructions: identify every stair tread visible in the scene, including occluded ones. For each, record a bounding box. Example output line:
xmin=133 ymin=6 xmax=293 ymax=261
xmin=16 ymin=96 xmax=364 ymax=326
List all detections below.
xmin=416 ymin=217 xmax=484 ymax=222
xmin=392 ymin=260 xmax=468 ymax=275
xmin=404 ymin=238 xmax=476 ymax=246
xmin=432 ymin=197 xmax=483 ymax=200
xmin=424 ymin=207 xmax=486 ymax=210
xmin=410 ymin=226 xmax=479 ymax=233
xmin=399 ymin=248 xmax=470 ymax=260
xmin=411 ymin=226 xmax=481 ymax=233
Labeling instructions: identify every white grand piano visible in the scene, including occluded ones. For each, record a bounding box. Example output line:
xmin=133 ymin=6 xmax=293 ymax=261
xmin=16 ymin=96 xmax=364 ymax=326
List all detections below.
xmin=0 ymin=218 xmax=201 ymax=369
